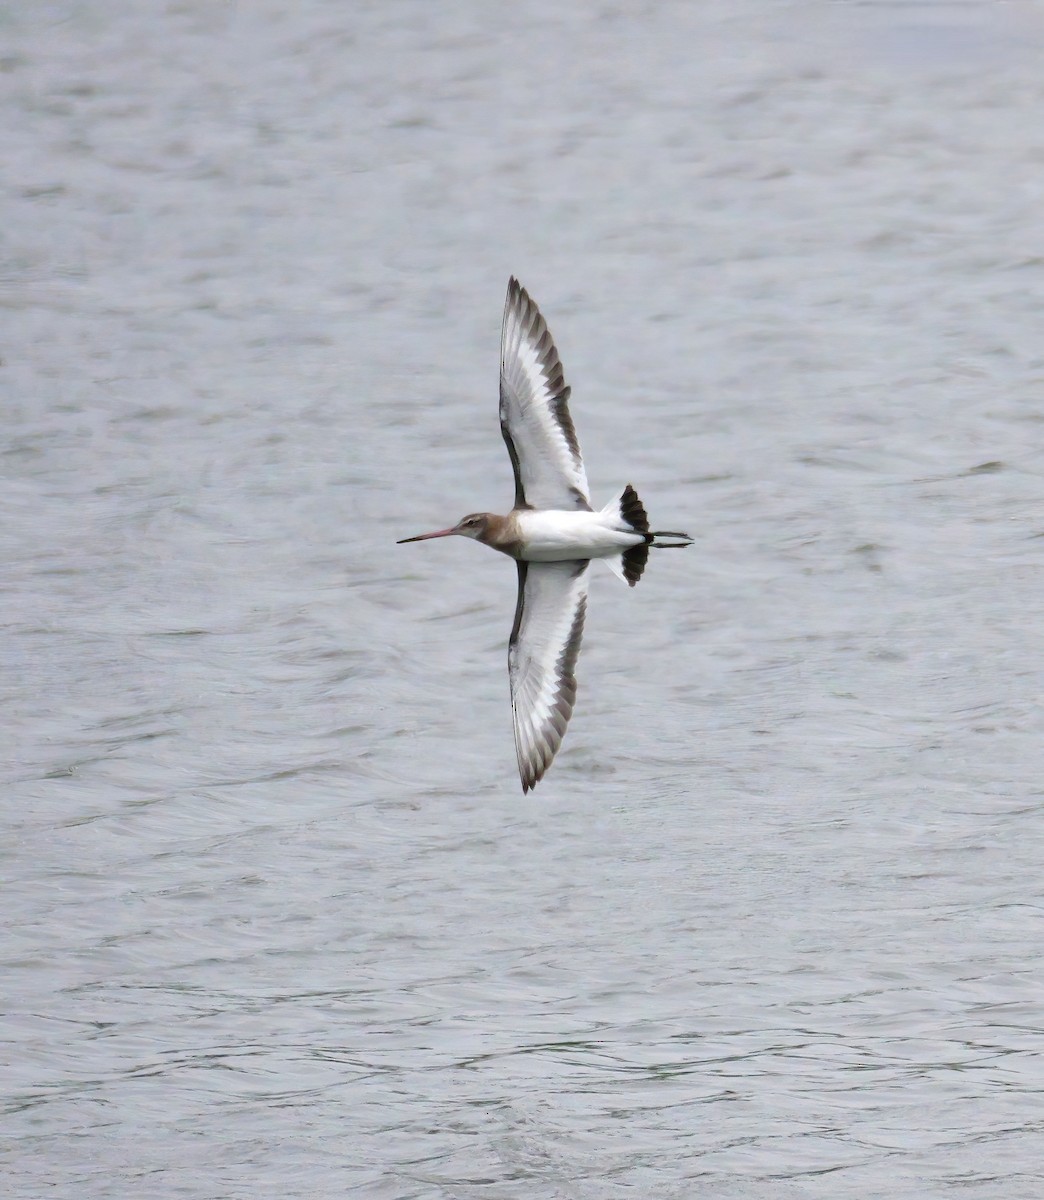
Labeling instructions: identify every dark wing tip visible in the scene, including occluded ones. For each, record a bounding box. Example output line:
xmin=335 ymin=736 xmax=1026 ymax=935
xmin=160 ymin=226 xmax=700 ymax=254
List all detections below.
xmin=506 ymin=276 xmax=538 ymax=330
xmin=518 ymin=732 xmax=551 ymax=792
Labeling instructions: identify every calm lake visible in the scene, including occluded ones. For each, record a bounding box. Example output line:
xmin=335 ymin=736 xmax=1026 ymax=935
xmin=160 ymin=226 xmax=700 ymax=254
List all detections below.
xmin=4 ymin=2 xmax=1043 ymax=1197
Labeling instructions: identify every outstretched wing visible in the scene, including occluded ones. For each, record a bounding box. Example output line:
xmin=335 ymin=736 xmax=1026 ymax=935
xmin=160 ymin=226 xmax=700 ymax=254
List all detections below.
xmin=500 ymin=277 xmax=591 ymax=512
xmin=508 ymin=559 xmax=589 ymax=792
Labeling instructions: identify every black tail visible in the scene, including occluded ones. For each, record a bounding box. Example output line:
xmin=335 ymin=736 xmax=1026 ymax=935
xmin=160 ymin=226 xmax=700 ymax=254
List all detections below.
xmin=619 ymin=484 xmax=649 ymax=535
xmin=616 ymin=484 xmax=692 ymax=586
xmin=622 ymin=541 xmax=649 ymax=586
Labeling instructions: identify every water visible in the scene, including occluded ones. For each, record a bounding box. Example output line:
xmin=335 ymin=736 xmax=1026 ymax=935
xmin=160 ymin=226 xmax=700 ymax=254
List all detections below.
xmin=4 ymin=2 xmax=1044 ymax=1196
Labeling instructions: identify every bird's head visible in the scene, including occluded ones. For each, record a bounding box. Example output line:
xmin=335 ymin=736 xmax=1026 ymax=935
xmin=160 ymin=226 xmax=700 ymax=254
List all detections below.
xmin=397 ymin=513 xmax=493 ymax=545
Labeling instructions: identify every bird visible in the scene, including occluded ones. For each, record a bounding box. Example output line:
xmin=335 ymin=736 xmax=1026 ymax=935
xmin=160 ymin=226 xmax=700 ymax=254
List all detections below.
xmin=398 ymin=277 xmax=692 ymax=792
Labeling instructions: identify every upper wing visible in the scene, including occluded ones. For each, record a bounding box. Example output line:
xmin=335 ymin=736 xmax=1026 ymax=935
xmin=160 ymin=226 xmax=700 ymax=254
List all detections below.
xmin=500 ymin=277 xmax=591 ymax=512
xmin=508 ymin=559 xmax=589 ymax=792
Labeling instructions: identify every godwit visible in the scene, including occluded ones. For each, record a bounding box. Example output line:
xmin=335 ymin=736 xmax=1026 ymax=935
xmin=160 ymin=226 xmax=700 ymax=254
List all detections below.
xmin=399 ymin=278 xmax=692 ymax=792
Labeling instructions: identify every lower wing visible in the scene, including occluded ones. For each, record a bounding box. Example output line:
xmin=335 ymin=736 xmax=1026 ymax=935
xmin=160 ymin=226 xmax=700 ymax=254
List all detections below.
xmin=508 ymin=559 xmax=589 ymax=792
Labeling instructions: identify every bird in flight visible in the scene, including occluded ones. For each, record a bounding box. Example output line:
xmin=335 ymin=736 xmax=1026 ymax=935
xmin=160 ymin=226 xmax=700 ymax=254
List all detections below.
xmin=399 ymin=278 xmax=692 ymax=791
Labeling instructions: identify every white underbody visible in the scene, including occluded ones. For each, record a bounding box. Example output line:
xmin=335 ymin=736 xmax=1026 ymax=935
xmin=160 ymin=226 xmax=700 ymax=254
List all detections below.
xmin=516 ymin=507 xmax=644 ymax=562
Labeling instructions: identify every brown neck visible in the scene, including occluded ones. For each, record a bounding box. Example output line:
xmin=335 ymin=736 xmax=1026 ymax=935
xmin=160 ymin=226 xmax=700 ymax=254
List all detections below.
xmin=478 ymin=512 xmax=523 ymax=558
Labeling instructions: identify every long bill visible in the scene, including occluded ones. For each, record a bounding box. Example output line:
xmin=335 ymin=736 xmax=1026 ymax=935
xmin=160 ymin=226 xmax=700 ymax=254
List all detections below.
xmin=396 ymin=528 xmax=458 ymax=544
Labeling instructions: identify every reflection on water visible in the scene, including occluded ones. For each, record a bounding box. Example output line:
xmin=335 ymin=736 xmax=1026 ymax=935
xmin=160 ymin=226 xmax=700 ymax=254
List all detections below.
xmin=4 ymin=2 xmax=1043 ymax=1197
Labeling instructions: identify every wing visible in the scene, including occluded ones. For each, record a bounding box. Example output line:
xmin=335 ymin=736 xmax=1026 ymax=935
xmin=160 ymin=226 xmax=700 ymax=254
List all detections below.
xmin=500 ymin=277 xmax=591 ymax=512
xmin=508 ymin=559 xmax=589 ymax=792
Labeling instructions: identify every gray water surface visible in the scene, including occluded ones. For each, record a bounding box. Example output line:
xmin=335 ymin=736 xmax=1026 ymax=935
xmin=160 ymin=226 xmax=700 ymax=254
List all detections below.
xmin=4 ymin=2 xmax=1044 ymax=1197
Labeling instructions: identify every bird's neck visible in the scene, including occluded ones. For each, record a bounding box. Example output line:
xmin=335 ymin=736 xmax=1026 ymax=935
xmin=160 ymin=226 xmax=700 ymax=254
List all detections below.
xmin=478 ymin=513 xmax=524 ymax=558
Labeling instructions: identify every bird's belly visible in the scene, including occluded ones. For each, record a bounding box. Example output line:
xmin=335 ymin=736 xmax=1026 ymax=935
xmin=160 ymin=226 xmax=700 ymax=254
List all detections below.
xmin=516 ymin=510 xmax=642 ymax=562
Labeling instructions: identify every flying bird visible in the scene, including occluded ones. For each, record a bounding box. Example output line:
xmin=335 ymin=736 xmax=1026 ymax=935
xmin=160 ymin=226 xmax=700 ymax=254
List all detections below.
xmin=399 ymin=278 xmax=692 ymax=791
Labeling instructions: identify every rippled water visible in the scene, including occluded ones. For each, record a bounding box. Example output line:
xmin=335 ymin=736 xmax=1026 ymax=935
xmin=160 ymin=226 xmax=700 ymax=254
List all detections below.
xmin=4 ymin=2 xmax=1044 ymax=1197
